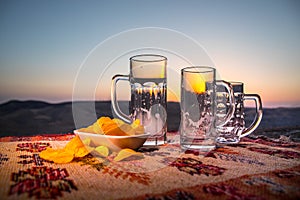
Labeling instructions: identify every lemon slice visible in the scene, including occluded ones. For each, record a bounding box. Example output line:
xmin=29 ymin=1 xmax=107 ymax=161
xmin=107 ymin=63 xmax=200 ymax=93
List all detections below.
xmin=95 ymin=146 xmax=109 ymax=157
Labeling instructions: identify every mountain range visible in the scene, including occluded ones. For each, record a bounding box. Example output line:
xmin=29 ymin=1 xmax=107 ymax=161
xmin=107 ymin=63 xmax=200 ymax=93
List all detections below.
xmin=0 ymin=100 xmax=299 ymax=140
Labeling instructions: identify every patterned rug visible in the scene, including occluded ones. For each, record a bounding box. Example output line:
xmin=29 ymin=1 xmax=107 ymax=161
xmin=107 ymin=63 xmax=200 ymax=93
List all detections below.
xmin=0 ymin=132 xmax=299 ymax=200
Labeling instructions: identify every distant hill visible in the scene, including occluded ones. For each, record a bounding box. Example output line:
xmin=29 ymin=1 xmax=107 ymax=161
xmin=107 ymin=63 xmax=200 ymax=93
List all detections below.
xmin=0 ymin=100 xmax=180 ymax=137
xmin=0 ymin=100 xmax=299 ymax=140
xmin=0 ymin=100 xmax=75 ymax=136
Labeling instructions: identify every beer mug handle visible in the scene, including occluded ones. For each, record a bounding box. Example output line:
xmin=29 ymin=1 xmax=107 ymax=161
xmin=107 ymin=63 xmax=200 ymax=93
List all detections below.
xmin=240 ymin=94 xmax=263 ymax=138
xmin=217 ymin=81 xmax=236 ymax=126
xmin=111 ymin=74 xmax=131 ymax=123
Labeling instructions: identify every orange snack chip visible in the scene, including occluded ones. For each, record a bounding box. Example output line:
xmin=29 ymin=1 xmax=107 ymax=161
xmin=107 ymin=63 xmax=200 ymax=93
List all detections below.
xmin=131 ymin=119 xmax=141 ymax=128
xmin=119 ymin=123 xmax=135 ymax=136
xmin=39 ymin=147 xmax=61 ymax=160
xmin=51 ymin=150 xmax=74 ymax=164
xmin=131 ymin=119 xmax=144 ymax=135
xmin=39 ymin=135 xmax=90 ymax=163
xmin=79 ymin=116 xmax=145 ymax=136
xmin=39 ymin=148 xmax=74 ymax=164
xmin=78 ymin=125 xmax=95 ymax=133
xmin=112 ymin=118 xmax=125 ymax=126
xmin=114 ymin=148 xmax=144 ymax=162
xmin=75 ymin=145 xmax=90 ymax=158
xmin=64 ymin=135 xmax=89 ymax=158
xmin=105 ymin=125 xmax=130 ymax=136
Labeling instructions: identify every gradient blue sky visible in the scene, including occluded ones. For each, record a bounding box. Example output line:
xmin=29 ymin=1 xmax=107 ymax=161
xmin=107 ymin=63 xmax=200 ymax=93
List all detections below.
xmin=0 ymin=0 xmax=299 ymax=107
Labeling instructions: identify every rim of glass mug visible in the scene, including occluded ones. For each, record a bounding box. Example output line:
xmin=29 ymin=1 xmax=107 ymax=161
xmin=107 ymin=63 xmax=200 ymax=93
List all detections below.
xmin=130 ymin=54 xmax=167 ymax=62
xmin=181 ymin=66 xmax=216 ymax=74
xmin=228 ymin=81 xmax=244 ymax=93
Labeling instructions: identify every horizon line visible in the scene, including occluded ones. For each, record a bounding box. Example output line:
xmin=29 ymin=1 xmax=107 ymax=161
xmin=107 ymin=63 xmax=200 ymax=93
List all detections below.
xmin=1 ymin=98 xmax=300 ymax=109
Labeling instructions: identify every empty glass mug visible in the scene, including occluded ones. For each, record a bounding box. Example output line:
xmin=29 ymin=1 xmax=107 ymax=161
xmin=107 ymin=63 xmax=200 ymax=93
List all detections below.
xmin=111 ymin=54 xmax=167 ymax=146
xmin=216 ymin=82 xmax=263 ymax=144
xmin=180 ymin=66 xmax=235 ymax=150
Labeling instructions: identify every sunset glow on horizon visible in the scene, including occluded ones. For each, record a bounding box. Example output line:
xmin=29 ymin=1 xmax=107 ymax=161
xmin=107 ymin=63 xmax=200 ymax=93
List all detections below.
xmin=0 ymin=0 xmax=299 ymax=108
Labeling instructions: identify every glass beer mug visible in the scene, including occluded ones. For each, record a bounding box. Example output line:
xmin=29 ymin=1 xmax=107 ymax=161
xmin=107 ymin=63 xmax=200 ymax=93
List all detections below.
xmin=180 ymin=66 xmax=235 ymax=150
xmin=216 ymin=81 xmax=263 ymax=144
xmin=111 ymin=54 xmax=167 ymax=146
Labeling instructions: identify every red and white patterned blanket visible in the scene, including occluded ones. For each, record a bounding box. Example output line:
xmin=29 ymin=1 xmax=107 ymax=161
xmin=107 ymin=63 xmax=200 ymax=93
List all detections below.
xmin=0 ymin=133 xmax=299 ymax=200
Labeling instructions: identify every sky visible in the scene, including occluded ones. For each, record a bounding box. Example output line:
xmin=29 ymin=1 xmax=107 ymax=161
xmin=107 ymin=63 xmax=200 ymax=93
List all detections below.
xmin=0 ymin=0 xmax=300 ymax=108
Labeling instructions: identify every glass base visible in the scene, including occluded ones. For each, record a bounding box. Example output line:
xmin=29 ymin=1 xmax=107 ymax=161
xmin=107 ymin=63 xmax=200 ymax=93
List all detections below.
xmin=143 ymin=134 xmax=166 ymax=146
xmin=180 ymin=137 xmax=216 ymax=151
xmin=216 ymin=137 xmax=240 ymax=144
xmin=181 ymin=143 xmax=215 ymax=151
